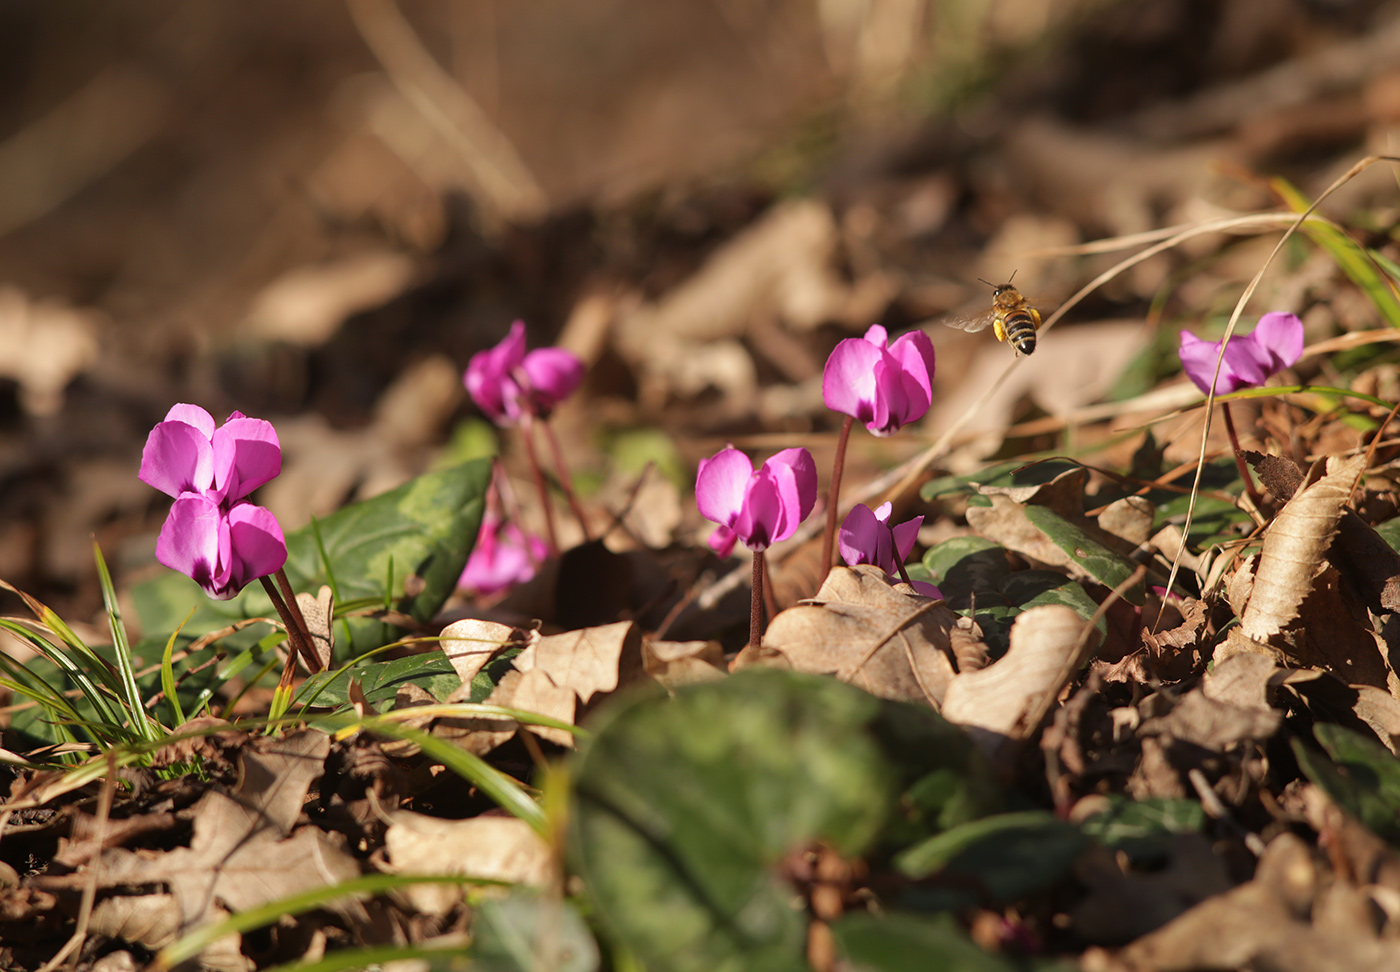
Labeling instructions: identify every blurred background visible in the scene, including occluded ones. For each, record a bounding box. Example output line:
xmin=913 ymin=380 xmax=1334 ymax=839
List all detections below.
xmin=2 ymin=0 xmax=1400 ymax=620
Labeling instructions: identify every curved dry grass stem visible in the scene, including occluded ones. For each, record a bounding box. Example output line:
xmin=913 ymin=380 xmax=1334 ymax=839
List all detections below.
xmin=1160 ymin=154 xmax=1400 ymax=628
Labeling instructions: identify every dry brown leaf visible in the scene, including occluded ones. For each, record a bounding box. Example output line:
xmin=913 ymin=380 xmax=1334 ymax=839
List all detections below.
xmin=1069 ymin=834 xmax=1234 ymax=946
xmin=975 ymin=463 xmax=1089 ymax=513
xmin=296 ymin=585 xmax=335 ymax=671
xmin=1097 ymin=495 xmax=1157 ymax=547
xmin=520 ymin=620 xmax=644 ymax=705
xmin=440 ymin=618 xmax=527 ymax=686
xmin=87 ymin=731 xmax=359 ymax=936
xmin=761 ymin=565 xmax=958 ymax=707
xmin=1139 ymin=654 xmax=1283 ymax=753
xmin=1108 ymin=832 xmax=1400 ymax=972
xmin=441 ymin=667 xmax=578 ymax=752
xmin=642 ymin=639 xmax=726 ymax=688
xmin=382 ymin=810 xmax=554 ymax=916
xmin=86 ymin=894 xmax=182 ymax=951
xmin=241 ymin=251 xmax=419 ymax=346
xmin=1333 ymin=509 xmax=1400 ymax=615
xmin=1240 ymin=454 xmax=1366 ymax=643
xmin=941 ymin=604 xmax=1090 ymax=765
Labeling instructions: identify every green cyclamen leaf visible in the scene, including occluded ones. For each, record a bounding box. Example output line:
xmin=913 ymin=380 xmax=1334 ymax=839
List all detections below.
xmin=571 ymin=670 xmax=977 ymax=972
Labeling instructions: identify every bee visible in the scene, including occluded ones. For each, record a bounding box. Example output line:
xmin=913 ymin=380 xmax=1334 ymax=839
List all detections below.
xmin=941 ymin=273 xmax=1044 ymax=356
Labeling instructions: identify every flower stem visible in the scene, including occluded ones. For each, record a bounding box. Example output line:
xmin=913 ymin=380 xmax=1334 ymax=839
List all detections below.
xmin=1220 ymin=402 xmax=1265 ymax=510
xmin=275 ymin=569 xmax=316 ymax=667
xmin=519 ymin=414 xmax=560 ymax=554
xmin=750 ymin=551 xmax=766 ymax=652
xmin=821 ymin=415 xmax=855 ymax=574
xmin=895 ymin=560 xmax=914 ymax=586
xmin=540 ymin=417 xmax=592 ymax=541
xmin=260 ymin=575 xmax=320 ymax=685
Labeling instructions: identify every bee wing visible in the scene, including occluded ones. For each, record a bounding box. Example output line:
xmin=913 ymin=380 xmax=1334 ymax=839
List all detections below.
xmin=937 ymin=306 xmax=998 ymax=334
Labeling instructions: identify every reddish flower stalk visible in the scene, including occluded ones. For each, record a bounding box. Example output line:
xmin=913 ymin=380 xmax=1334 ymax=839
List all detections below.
xmin=696 ymin=445 xmax=817 ymax=651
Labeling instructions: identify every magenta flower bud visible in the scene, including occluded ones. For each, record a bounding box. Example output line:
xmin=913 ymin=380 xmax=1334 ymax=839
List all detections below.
xmin=458 ymin=512 xmax=549 ymax=596
xmin=695 ymin=446 xmax=817 ymax=555
xmin=464 ymin=320 xmax=585 ymax=426
xmin=1178 ymin=312 xmax=1304 ymax=395
xmin=156 ymin=495 xmax=287 ymax=600
xmin=139 ymin=404 xmax=281 ymax=505
xmin=838 ymin=502 xmax=942 ymax=597
xmin=822 ymin=325 xmax=937 ymax=436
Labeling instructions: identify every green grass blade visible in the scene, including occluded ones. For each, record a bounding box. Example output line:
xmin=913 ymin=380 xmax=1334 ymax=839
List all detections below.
xmin=1274 ymin=177 xmax=1400 ymax=327
xmin=352 ymin=719 xmax=546 ymax=834
xmin=0 ymin=618 xmax=129 ymax=735
xmin=155 ymin=873 xmax=496 ymax=969
xmin=159 ymin=611 xmax=196 ymax=727
xmin=309 ymin=514 xmax=355 ymax=651
xmin=93 ymin=541 xmax=161 ymax=741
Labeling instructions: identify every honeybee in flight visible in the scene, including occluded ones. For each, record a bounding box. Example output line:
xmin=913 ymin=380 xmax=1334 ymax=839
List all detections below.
xmin=941 ymin=273 xmax=1044 ymax=356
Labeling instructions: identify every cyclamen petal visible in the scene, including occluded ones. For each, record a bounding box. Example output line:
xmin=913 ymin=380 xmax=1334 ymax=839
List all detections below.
xmin=140 ymin=419 xmax=216 ymax=499
xmin=459 ymin=514 xmax=548 ymax=596
xmin=212 ymin=416 xmax=282 ymax=500
xmin=156 ymin=496 xmax=285 ymax=600
xmin=140 ymin=404 xmax=281 ymax=505
xmin=464 ymin=320 xmax=584 ymax=426
xmin=520 ymin=347 xmax=585 ymax=417
xmin=821 ymin=337 xmax=883 ymax=424
xmin=838 ymin=502 xmax=924 ymax=581
xmin=695 ymin=447 xmax=754 ymax=528
xmin=822 ymin=325 xmax=936 ymax=435
xmin=695 ymin=446 xmax=817 ymax=553
xmin=1178 ymin=313 xmax=1304 ymax=395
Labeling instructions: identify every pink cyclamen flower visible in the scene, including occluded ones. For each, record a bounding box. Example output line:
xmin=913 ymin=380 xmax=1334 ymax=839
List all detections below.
xmin=839 ymin=502 xmax=943 ymax=598
xmin=139 ymin=404 xmax=281 ymax=506
xmin=822 ymin=325 xmax=937 ymax=436
xmin=696 ymin=446 xmax=818 ymax=556
xmin=459 ymin=513 xmax=549 ymax=597
xmin=464 ymin=320 xmax=585 ymax=426
xmin=156 ymin=496 xmax=287 ymax=600
xmin=1178 ymin=312 xmax=1304 ymax=395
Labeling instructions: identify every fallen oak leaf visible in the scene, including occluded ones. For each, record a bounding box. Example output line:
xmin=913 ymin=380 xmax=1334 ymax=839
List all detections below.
xmin=440 ymin=617 xmax=530 ymax=687
xmin=941 ymin=604 xmax=1093 ymax=768
xmin=1239 ymin=454 xmax=1366 ymax=644
xmin=80 ymin=730 xmax=360 ymax=940
xmin=520 ymin=620 xmax=645 ymax=705
xmin=760 ymin=565 xmax=959 ymax=707
xmin=382 ymin=810 xmax=554 ymax=916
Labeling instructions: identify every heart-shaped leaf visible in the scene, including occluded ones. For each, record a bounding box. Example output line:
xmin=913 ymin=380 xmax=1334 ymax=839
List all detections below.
xmin=569 ymin=669 xmax=990 ymax=972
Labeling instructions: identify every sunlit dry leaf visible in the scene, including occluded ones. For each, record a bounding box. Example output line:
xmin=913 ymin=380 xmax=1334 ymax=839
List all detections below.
xmin=296 ymin=585 xmax=335 ymax=671
xmin=440 ymin=618 xmax=525 ymax=686
xmin=941 ymin=605 xmax=1090 ymax=766
xmin=241 ymin=251 xmax=418 ymax=346
xmin=761 ymin=565 xmax=958 ymax=706
xmin=642 ymin=639 xmax=726 ymax=688
xmin=86 ymin=893 xmax=181 ymax=951
xmin=0 ymin=285 xmax=101 ymax=416
xmin=1240 ymin=454 xmax=1366 ymax=643
xmin=79 ymin=730 xmax=359 ymax=946
xmin=1096 ymin=495 xmax=1157 ymax=547
xmin=520 ymin=620 xmax=645 ymax=705
xmin=1110 ymin=831 xmax=1397 ymax=972
xmin=1140 ymin=653 xmax=1283 ymax=753
xmin=383 ymin=810 xmax=553 ymax=915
